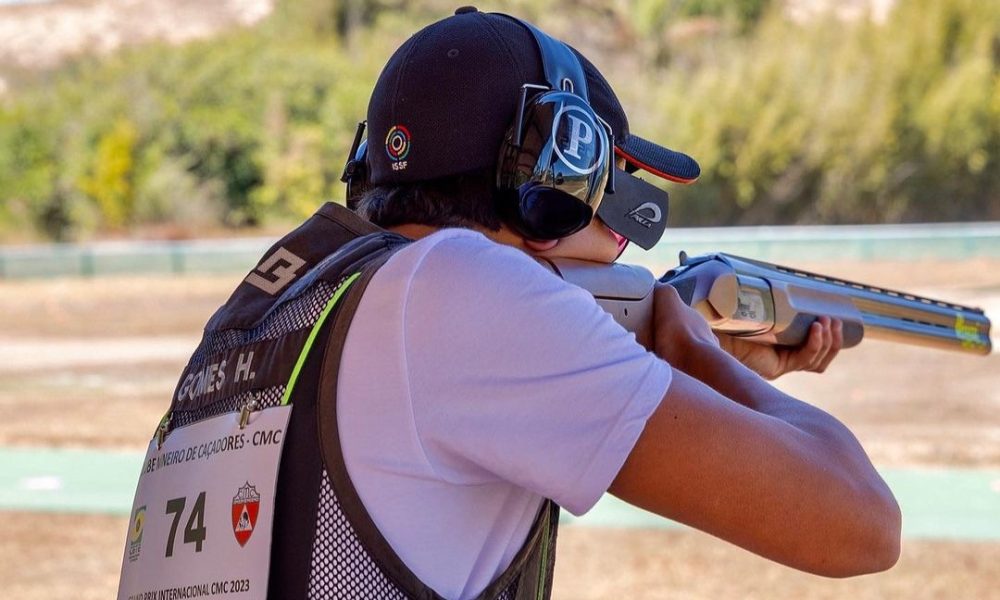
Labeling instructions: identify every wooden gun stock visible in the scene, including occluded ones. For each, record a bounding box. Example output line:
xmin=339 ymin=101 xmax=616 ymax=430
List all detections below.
xmin=538 ymin=252 xmax=992 ymax=356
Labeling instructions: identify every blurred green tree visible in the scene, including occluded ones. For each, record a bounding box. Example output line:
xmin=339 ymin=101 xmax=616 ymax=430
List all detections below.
xmin=0 ymin=0 xmax=996 ymax=241
xmin=80 ymin=118 xmax=139 ymax=229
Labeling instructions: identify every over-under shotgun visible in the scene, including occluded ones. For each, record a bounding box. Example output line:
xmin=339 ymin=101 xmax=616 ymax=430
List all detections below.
xmin=540 ymin=252 xmax=992 ymax=355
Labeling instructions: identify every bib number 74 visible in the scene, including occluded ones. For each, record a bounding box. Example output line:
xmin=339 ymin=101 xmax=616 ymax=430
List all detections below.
xmin=117 ymin=406 xmax=292 ymax=600
xmin=164 ymin=492 xmax=207 ymax=557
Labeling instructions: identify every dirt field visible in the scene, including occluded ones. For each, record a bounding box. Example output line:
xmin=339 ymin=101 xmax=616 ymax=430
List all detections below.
xmin=2 ymin=513 xmax=999 ymax=600
xmin=1 ymin=258 xmax=998 ymax=598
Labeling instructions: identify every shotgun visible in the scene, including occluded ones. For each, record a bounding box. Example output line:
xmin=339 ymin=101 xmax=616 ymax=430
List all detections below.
xmin=538 ymin=252 xmax=992 ymax=355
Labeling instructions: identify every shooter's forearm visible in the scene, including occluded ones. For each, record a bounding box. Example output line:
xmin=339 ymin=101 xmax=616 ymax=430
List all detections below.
xmin=674 ymin=339 xmax=903 ymax=574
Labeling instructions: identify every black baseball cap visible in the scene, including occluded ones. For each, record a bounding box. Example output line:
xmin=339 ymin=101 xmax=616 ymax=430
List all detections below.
xmin=366 ymin=6 xmax=700 ymax=189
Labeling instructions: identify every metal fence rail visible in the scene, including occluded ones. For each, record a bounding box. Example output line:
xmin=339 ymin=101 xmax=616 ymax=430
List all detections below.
xmin=2 ymin=222 xmax=999 ymax=280
xmin=0 ymin=237 xmax=274 ymax=279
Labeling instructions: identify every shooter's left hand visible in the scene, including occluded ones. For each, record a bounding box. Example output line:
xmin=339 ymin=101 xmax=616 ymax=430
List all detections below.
xmin=717 ymin=316 xmax=843 ymax=380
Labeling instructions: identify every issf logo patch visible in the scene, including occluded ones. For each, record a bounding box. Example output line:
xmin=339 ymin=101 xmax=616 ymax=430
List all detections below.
xmin=385 ymin=125 xmax=411 ymax=171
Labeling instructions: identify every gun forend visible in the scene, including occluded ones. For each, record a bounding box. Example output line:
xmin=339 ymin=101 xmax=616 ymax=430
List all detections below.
xmin=663 ymin=252 xmax=992 ymax=355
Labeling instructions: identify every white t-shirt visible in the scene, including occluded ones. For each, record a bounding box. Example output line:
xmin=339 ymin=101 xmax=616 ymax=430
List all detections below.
xmin=338 ymin=228 xmax=671 ymax=600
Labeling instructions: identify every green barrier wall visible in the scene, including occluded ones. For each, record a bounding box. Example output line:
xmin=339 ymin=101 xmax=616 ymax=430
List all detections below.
xmin=2 ymin=447 xmax=998 ymax=541
xmin=2 ymin=223 xmax=999 ymax=280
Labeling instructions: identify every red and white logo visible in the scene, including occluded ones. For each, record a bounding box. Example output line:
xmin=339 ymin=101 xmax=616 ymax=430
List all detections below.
xmin=232 ymin=482 xmax=261 ymax=547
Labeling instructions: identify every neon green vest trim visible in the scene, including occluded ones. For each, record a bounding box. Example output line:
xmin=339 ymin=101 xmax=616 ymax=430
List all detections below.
xmin=280 ymin=272 xmax=362 ymax=406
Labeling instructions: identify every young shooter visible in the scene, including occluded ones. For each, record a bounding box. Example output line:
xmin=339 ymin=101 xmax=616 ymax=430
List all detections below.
xmin=119 ymin=8 xmax=900 ymax=600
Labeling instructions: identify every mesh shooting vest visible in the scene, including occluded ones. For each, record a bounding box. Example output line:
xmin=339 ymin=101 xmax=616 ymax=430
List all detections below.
xmin=162 ymin=203 xmax=559 ymax=599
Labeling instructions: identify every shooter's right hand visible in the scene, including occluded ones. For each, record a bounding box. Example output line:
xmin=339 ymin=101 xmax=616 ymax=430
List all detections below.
xmin=651 ymin=282 xmax=720 ymax=371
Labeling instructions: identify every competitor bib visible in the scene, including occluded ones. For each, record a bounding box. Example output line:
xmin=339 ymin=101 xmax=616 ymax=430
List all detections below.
xmin=118 ymin=405 xmax=291 ymax=600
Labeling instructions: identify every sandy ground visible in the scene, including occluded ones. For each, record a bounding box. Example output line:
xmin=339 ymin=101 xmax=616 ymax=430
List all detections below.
xmin=0 ymin=258 xmax=998 ymax=598
xmin=1 ymin=513 xmax=998 ymax=600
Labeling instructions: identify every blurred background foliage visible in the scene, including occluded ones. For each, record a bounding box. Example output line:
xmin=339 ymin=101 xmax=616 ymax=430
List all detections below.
xmin=0 ymin=0 xmax=997 ymax=242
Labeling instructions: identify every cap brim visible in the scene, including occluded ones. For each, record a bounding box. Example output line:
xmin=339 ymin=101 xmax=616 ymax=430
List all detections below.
xmin=615 ymin=134 xmax=700 ymax=185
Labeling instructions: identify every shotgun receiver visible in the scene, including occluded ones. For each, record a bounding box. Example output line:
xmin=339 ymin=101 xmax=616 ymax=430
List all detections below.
xmin=538 ymin=252 xmax=992 ymax=355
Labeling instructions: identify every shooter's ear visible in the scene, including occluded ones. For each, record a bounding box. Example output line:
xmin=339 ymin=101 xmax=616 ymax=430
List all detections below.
xmin=524 ymin=238 xmax=560 ymax=252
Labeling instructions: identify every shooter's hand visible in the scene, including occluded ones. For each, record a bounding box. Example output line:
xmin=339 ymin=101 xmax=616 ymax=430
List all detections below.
xmin=650 ymin=283 xmax=721 ymax=370
xmin=717 ymin=316 xmax=844 ymax=380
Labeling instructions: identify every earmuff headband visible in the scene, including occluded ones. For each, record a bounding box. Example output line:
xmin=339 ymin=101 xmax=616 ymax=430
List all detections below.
xmin=514 ymin=19 xmax=589 ymax=102
xmin=341 ymin=121 xmax=369 ymax=210
xmin=493 ymin=15 xmax=616 ymax=240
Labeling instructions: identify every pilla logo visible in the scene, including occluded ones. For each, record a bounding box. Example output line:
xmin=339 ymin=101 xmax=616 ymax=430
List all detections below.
xmin=626 ymin=202 xmax=663 ymax=228
xmin=553 ymin=106 xmax=603 ymax=176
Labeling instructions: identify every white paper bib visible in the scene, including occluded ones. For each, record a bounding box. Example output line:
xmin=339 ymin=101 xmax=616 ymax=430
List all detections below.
xmin=118 ymin=405 xmax=292 ymax=600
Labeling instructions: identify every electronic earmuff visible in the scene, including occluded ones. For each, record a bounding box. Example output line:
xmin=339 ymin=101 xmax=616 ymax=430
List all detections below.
xmin=495 ymin=18 xmax=614 ymax=241
xmin=342 ymin=121 xmax=369 ymax=211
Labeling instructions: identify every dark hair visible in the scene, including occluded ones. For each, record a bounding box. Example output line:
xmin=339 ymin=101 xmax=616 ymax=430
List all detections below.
xmin=355 ymin=167 xmax=503 ymax=231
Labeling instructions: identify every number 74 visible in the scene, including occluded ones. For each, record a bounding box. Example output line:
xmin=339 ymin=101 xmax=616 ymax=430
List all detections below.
xmin=164 ymin=492 xmax=207 ymax=557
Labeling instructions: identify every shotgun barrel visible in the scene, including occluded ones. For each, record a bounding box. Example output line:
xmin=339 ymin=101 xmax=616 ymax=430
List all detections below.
xmin=539 ymin=252 xmax=992 ymax=356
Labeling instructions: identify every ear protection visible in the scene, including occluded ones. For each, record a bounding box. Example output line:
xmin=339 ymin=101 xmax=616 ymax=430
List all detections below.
xmin=342 ymin=16 xmax=615 ymax=240
xmin=494 ymin=18 xmax=614 ymax=240
xmin=342 ymin=121 xmax=369 ymax=211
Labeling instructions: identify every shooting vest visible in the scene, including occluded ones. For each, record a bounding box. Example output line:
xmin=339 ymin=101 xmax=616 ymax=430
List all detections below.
xmin=140 ymin=203 xmax=559 ymax=600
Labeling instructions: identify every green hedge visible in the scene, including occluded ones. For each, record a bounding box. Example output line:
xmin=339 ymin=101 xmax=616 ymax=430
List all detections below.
xmin=653 ymin=0 xmax=1000 ymax=225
